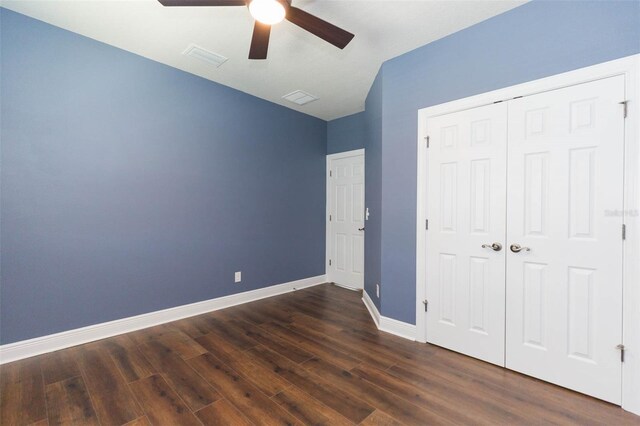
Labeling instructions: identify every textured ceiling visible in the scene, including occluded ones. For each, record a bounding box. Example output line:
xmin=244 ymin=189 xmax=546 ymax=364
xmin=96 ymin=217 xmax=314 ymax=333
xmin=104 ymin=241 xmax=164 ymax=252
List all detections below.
xmin=1 ymin=0 xmax=527 ymax=120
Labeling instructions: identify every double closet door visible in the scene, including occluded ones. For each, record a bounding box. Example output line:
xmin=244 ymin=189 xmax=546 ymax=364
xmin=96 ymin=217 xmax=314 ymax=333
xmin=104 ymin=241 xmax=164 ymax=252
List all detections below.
xmin=425 ymin=76 xmax=625 ymax=404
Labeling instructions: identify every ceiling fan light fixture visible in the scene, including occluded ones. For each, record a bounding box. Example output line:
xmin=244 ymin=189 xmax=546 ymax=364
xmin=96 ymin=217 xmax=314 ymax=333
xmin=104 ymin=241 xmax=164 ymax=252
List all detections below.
xmin=248 ymin=0 xmax=286 ymax=25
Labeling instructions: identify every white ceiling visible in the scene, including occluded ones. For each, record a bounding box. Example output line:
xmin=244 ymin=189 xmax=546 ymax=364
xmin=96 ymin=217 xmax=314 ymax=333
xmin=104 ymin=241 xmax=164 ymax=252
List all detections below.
xmin=1 ymin=0 xmax=526 ymax=120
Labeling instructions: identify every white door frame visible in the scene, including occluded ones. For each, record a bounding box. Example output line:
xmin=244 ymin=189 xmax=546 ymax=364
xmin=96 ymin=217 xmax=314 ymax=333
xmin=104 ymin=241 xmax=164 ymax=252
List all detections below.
xmin=326 ymin=148 xmax=365 ymax=288
xmin=415 ymin=54 xmax=640 ymax=415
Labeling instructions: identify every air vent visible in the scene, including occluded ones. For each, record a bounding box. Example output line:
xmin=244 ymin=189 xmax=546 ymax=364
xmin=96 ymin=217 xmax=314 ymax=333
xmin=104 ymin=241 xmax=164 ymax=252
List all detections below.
xmin=282 ymin=90 xmax=318 ymax=106
xmin=182 ymin=44 xmax=228 ymax=68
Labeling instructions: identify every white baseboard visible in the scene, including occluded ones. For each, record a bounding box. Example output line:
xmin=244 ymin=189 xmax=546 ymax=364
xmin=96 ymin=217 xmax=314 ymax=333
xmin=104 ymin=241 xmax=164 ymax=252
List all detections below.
xmin=0 ymin=275 xmax=326 ymax=364
xmin=362 ymin=289 xmax=416 ymax=341
xmin=379 ymin=316 xmax=417 ymax=341
xmin=332 ymin=282 xmax=363 ymax=292
xmin=362 ymin=289 xmax=381 ymax=327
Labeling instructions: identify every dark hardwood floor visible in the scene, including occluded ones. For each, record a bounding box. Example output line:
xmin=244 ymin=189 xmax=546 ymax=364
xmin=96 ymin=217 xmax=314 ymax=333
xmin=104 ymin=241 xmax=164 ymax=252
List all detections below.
xmin=1 ymin=283 xmax=638 ymax=425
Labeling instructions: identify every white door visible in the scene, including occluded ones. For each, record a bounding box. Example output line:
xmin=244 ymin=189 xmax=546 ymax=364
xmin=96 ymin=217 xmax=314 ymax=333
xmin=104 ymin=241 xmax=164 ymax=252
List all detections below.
xmin=505 ymin=76 xmax=625 ymax=404
xmin=425 ymin=102 xmax=508 ymax=366
xmin=328 ymin=151 xmax=364 ymax=289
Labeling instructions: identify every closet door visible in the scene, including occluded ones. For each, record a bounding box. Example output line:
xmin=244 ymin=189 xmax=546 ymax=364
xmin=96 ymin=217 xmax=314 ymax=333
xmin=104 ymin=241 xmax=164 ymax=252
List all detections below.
xmin=426 ymin=102 xmax=508 ymax=366
xmin=505 ymin=76 xmax=625 ymax=403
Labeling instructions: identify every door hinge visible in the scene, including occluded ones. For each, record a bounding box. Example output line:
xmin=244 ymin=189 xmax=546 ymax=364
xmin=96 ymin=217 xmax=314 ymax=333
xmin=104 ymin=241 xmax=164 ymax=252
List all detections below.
xmin=622 ymin=224 xmax=626 ymax=240
xmin=423 ymin=300 xmax=429 ymax=312
xmin=329 ymin=214 xmax=332 ymax=222
xmin=329 ymin=259 xmax=332 ymax=266
xmin=617 ymin=344 xmax=626 ymax=362
xmin=329 ymin=170 xmax=332 ymax=177
xmin=620 ymin=101 xmax=628 ymax=119
xmin=425 ymin=219 xmax=429 ymax=230
xmin=425 ymin=136 xmax=430 ymax=148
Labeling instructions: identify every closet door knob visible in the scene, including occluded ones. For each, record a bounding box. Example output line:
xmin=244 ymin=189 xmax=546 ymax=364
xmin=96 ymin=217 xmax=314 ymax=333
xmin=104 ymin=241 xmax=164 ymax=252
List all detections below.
xmin=510 ymin=244 xmax=530 ymax=253
xmin=481 ymin=243 xmax=502 ymax=252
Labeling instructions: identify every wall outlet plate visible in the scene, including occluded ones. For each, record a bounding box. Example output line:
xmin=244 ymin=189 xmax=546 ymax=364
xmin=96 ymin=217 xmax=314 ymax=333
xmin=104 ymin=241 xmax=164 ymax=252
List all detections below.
xmin=235 ymin=271 xmax=242 ymax=283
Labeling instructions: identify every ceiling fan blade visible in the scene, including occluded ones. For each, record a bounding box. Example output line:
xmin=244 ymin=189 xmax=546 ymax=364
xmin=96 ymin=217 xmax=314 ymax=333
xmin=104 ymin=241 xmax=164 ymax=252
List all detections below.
xmin=157 ymin=0 xmax=246 ymax=6
xmin=249 ymin=21 xmax=271 ymax=60
xmin=286 ymin=6 xmax=354 ymax=49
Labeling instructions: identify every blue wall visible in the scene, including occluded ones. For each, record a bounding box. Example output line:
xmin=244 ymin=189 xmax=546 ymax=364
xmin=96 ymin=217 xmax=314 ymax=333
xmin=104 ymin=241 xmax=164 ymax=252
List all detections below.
xmin=363 ymin=72 xmax=383 ymax=310
xmin=377 ymin=0 xmax=640 ymax=323
xmin=326 ymin=112 xmax=365 ymax=155
xmin=0 ymin=9 xmax=327 ymax=344
xmin=3 ymin=0 xmax=639 ymax=343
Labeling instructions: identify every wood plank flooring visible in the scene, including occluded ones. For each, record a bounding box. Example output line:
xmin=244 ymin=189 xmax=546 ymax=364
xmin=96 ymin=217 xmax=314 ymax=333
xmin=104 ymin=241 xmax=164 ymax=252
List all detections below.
xmin=1 ymin=283 xmax=638 ymax=425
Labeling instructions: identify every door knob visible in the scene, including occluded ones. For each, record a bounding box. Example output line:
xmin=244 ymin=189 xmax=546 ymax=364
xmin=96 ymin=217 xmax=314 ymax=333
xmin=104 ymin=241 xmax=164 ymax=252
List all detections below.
xmin=510 ymin=244 xmax=530 ymax=253
xmin=481 ymin=242 xmax=502 ymax=252
xmin=358 ymin=227 xmax=365 ymax=231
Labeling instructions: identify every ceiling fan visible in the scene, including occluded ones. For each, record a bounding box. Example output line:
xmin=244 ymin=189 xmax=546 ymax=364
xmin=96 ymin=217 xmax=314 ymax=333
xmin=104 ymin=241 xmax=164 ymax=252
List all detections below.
xmin=157 ymin=0 xmax=355 ymax=60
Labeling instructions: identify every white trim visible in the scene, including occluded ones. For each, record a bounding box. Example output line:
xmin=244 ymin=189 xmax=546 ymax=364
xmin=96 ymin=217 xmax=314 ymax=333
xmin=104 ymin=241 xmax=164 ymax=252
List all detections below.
xmin=0 ymin=275 xmax=326 ymax=364
xmin=362 ymin=289 xmax=381 ymax=327
xmin=379 ymin=317 xmax=417 ymax=341
xmin=333 ymin=282 xmax=361 ymax=292
xmin=621 ymin=55 xmax=640 ymax=416
xmin=416 ymin=54 xmax=640 ymax=415
xmin=326 ymin=148 xmax=365 ymax=160
xmin=416 ymin=106 xmax=429 ymax=344
xmin=362 ymin=289 xmax=416 ymax=341
xmin=326 ymin=148 xmax=365 ymax=286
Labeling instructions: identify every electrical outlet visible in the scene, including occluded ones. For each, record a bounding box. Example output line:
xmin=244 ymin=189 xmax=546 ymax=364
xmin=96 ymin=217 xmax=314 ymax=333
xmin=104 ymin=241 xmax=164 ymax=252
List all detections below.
xmin=376 ymin=283 xmax=380 ymax=298
xmin=235 ymin=271 xmax=242 ymax=283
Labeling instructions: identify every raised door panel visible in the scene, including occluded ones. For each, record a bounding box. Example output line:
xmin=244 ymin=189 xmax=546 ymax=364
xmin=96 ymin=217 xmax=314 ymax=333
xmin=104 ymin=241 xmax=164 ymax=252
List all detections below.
xmin=439 ymin=163 xmax=458 ymax=233
xmin=468 ymin=256 xmax=490 ymax=335
xmin=522 ymin=262 xmax=547 ymax=351
xmin=567 ymin=267 xmax=596 ymax=363
xmin=437 ymin=253 xmax=457 ymax=326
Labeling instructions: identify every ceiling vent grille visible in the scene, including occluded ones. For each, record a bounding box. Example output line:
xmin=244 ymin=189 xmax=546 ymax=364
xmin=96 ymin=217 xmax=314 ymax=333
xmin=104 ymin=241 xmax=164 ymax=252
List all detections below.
xmin=283 ymin=90 xmax=318 ymax=106
xmin=182 ymin=44 xmax=228 ymax=68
